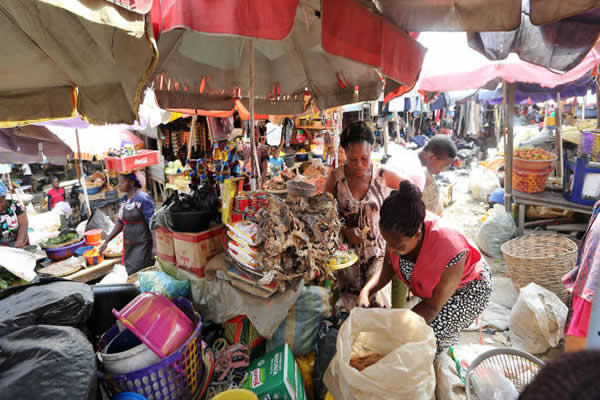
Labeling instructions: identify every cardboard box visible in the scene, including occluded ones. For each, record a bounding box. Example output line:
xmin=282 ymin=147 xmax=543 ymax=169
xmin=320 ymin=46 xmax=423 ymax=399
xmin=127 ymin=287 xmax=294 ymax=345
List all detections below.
xmin=244 ymin=344 xmax=307 ymax=400
xmin=155 ymin=226 xmax=175 ymax=265
xmin=172 ymin=225 xmax=225 ymax=277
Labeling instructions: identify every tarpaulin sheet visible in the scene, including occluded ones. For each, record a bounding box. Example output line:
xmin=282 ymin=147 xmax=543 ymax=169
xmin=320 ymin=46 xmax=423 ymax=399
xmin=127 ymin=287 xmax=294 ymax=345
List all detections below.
xmin=0 ymin=126 xmax=72 ymax=164
xmin=530 ymin=0 xmax=600 ymax=25
xmin=150 ymin=0 xmax=423 ymax=115
xmin=0 ymin=0 xmax=157 ymax=126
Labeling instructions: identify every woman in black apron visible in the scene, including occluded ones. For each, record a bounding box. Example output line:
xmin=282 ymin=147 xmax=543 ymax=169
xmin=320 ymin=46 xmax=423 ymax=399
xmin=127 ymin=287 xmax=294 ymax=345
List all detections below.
xmin=99 ymin=173 xmax=155 ymax=274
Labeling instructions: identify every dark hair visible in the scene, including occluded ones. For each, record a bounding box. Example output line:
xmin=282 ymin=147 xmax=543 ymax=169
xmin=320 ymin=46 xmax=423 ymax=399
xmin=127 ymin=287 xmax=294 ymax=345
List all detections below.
xmin=340 ymin=121 xmax=375 ymax=150
xmin=380 ymin=180 xmax=425 ymax=237
xmin=520 ymin=350 xmax=600 ymax=400
xmin=51 ymin=176 xmax=59 ymax=182
xmin=121 ymin=173 xmax=142 ymax=188
xmin=423 ymin=134 xmax=457 ymax=159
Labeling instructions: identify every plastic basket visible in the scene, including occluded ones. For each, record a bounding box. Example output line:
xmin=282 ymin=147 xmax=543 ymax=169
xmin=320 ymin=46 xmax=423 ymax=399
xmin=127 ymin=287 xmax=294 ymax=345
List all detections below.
xmin=512 ymin=167 xmax=553 ymax=193
xmin=581 ymin=130 xmax=600 ymax=160
xmin=98 ymin=298 xmax=203 ymax=400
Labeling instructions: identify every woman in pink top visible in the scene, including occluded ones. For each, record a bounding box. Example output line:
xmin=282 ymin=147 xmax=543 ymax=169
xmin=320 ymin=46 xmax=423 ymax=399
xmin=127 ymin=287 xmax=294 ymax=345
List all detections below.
xmin=359 ymin=181 xmax=492 ymax=353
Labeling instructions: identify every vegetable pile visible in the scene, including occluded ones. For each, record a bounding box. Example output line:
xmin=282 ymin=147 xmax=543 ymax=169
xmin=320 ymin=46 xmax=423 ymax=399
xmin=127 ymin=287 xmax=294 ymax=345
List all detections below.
xmin=39 ymin=231 xmax=79 ymax=248
xmin=514 ymin=147 xmax=555 ymax=160
xmin=0 ymin=267 xmax=25 ymax=289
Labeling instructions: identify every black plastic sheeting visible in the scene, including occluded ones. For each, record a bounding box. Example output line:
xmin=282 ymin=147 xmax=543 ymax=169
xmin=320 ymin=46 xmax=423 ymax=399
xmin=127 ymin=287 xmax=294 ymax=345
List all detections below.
xmin=469 ymin=1 xmax=600 ymax=72
xmin=0 ymin=280 xmax=93 ymax=335
xmin=0 ymin=325 xmax=96 ymax=400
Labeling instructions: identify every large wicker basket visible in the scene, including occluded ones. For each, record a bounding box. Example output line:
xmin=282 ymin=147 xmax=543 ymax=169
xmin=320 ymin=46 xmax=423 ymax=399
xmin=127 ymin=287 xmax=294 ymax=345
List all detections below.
xmin=500 ymin=234 xmax=578 ymax=303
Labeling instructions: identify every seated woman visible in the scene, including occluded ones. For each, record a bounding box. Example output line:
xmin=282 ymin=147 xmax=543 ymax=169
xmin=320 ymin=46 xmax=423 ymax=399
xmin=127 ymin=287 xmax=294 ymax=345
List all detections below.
xmin=359 ymin=181 xmax=492 ymax=352
xmin=0 ymin=182 xmax=28 ymax=248
xmin=324 ymin=121 xmax=404 ymax=309
xmin=562 ymin=201 xmax=600 ymax=352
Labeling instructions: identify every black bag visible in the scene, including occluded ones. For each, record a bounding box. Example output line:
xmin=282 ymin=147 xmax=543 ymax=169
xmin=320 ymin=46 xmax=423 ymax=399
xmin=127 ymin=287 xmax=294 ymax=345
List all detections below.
xmin=313 ymin=312 xmax=348 ymax=400
xmin=0 ymin=280 xmax=93 ymax=335
xmin=0 ymin=325 xmax=96 ymax=400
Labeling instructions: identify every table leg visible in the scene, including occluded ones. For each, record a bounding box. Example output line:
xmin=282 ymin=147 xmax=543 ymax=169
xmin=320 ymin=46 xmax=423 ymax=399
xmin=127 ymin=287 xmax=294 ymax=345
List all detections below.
xmin=518 ymin=203 xmax=525 ymax=236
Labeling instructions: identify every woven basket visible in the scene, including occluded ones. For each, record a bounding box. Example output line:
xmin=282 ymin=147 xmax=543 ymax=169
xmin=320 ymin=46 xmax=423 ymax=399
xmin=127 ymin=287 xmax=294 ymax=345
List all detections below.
xmin=501 ymin=234 xmax=577 ymax=303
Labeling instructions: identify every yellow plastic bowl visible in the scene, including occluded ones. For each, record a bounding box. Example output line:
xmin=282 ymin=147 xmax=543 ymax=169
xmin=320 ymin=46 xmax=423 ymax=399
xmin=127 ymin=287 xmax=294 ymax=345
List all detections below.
xmin=211 ymin=389 xmax=258 ymax=400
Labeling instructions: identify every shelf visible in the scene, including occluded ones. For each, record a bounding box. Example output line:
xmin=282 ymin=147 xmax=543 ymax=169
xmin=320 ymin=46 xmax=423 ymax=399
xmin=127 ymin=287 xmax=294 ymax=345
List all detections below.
xmin=297 ymin=126 xmax=334 ymax=130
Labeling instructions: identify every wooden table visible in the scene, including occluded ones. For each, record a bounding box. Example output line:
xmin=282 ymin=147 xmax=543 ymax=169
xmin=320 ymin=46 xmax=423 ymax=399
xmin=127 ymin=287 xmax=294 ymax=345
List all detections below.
xmin=64 ymin=258 xmax=120 ymax=283
xmin=513 ymin=190 xmax=594 ymax=235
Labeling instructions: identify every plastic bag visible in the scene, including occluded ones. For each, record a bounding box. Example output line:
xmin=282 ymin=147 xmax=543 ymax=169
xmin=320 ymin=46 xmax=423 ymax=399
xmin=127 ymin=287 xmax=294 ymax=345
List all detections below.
xmin=0 ymin=280 xmax=93 ymax=335
xmin=324 ymin=308 xmax=436 ymax=400
xmin=469 ymin=167 xmax=500 ymax=201
xmin=314 ymin=312 xmax=348 ymax=400
xmin=0 ymin=325 xmax=96 ymax=400
xmin=470 ymin=365 xmax=519 ymax=400
xmin=97 ymin=264 xmax=128 ymax=285
xmin=138 ymin=270 xmax=190 ymax=298
xmin=296 ymin=352 xmax=316 ymax=400
xmin=86 ymin=208 xmax=115 ymax=240
xmin=267 ymin=286 xmax=332 ymax=356
xmin=434 ymin=350 xmax=467 ymax=400
xmin=509 ymin=283 xmax=568 ymax=354
xmin=476 ymin=205 xmax=517 ymax=258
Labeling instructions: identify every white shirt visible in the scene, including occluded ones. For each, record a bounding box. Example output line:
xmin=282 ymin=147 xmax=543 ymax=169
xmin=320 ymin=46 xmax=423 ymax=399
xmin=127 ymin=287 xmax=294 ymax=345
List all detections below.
xmin=384 ymin=144 xmax=426 ymax=191
xmin=21 ymin=164 xmax=31 ymax=176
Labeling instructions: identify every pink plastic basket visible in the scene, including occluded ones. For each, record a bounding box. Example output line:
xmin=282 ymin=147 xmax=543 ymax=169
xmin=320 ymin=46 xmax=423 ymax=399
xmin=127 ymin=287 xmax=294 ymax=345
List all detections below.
xmin=99 ymin=298 xmax=203 ymax=400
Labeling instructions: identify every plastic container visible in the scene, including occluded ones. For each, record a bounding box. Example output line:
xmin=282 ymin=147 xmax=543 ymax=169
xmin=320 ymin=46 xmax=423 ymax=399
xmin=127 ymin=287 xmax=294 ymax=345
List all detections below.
xmin=44 ymin=238 xmax=86 ymax=261
xmin=85 ymin=251 xmax=104 ymax=266
xmin=296 ymin=153 xmax=309 ymax=162
xmin=86 ymin=240 xmax=102 ymax=247
xmin=97 ymin=328 xmax=160 ymax=374
xmin=212 ymin=389 xmax=258 ymax=400
xmin=105 ymin=150 xmax=160 ymax=172
xmin=282 ymin=154 xmax=296 ymax=168
xmin=512 ymin=167 xmax=553 ymax=194
xmin=76 ymin=245 xmax=95 ymax=257
xmin=85 ymin=229 xmax=102 ymax=243
xmin=99 ymin=298 xmax=203 ymax=400
xmin=513 ymin=154 xmax=557 ymax=172
xmin=112 ymin=393 xmax=148 ymax=400
xmin=112 ymin=293 xmax=195 ymax=358
xmin=581 ymin=130 xmax=600 ymax=160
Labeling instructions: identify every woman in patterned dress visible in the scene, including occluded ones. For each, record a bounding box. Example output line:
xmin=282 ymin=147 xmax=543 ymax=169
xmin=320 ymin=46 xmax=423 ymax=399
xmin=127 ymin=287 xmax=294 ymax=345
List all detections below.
xmin=359 ymin=181 xmax=492 ymax=353
xmin=324 ymin=121 xmax=404 ymax=310
xmin=0 ymin=182 xmax=28 ymax=248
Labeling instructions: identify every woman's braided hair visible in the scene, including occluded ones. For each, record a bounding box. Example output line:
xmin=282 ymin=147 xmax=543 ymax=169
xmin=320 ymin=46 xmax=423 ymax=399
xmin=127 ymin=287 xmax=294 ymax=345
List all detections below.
xmin=380 ymin=180 xmax=425 ymax=237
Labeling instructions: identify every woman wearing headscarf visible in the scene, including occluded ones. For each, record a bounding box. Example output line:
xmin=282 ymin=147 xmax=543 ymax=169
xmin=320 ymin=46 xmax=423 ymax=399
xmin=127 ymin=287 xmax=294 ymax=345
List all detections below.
xmin=0 ymin=182 xmax=28 ymax=248
xmin=99 ymin=173 xmax=155 ymax=274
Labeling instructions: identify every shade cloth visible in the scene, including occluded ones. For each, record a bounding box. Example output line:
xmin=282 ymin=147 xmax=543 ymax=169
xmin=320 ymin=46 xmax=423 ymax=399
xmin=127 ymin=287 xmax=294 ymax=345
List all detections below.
xmin=529 ymin=0 xmax=600 ymax=25
xmin=150 ymin=0 xmax=425 ymax=115
xmin=0 ymin=0 xmax=157 ymax=127
xmin=0 ymin=126 xmax=72 ymax=164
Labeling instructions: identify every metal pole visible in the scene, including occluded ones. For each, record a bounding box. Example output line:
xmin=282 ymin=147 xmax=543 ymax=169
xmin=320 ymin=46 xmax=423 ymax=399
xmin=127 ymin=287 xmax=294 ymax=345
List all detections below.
xmin=187 ymin=115 xmax=197 ymax=161
xmin=555 ymin=93 xmax=563 ymax=178
xmin=503 ymin=82 xmax=515 ymax=211
xmin=383 ymin=121 xmax=390 ymax=156
xmin=75 ymin=129 xmax=92 ymax=218
xmin=249 ymin=39 xmax=259 ymax=191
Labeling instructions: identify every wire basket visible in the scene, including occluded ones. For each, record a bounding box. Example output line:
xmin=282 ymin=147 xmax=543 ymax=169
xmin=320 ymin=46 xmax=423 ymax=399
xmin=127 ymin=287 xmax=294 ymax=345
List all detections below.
xmin=501 ymin=234 xmax=577 ymax=303
xmin=581 ymin=130 xmax=600 ymax=160
xmin=465 ymin=348 xmax=544 ymax=400
xmin=512 ymin=167 xmax=553 ymax=193
xmin=98 ymin=298 xmax=203 ymax=400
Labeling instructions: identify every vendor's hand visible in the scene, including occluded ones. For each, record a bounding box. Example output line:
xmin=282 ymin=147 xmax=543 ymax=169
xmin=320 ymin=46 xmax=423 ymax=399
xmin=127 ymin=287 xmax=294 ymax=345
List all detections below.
xmin=97 ymin=242 xmax=108 ymax=254
xmin=344 ymin=227 xmax=363 ymax=248
xmin=358 ymin=289 xmax=371 ymax=308
xmin=13 ymin=240 xmax=26 ymax=249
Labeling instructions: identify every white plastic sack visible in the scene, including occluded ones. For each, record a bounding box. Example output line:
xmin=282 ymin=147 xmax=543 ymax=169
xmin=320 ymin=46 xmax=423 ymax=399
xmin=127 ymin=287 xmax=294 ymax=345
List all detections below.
xmin=476 ymin=205 xmax=517 ymax=258
xmin=469 ymin=167 xmax=500 ymax=201
xmin=509 ymin=283 xmax=568 ymax=354
xmin=324 ymin=308 xmax=436 ymax=400
xmin=97 ymin=264 xmax=128 ymax=285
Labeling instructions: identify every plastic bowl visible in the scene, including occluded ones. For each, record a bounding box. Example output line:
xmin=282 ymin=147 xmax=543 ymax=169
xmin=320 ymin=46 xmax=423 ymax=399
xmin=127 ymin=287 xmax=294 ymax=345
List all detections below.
xmin=112 ymin=293 xmax=195 ymax=358
xmin=44 ymin=238 xmax=86 ymax=261
xmin=85 ymin=229 xmax=102 ymax=243
xmin=97 ymin=328 xmax=160 ymax=374
xmin=513 ymin=154 xmax=557 ymax=172
xmin=76 ymin=245 xmax=94 ymax=257
xmin=212 ymin=389 xmax=258 ymax=400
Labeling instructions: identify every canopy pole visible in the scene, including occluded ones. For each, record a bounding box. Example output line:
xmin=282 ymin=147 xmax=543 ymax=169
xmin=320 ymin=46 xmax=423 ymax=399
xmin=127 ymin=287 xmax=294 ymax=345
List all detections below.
xmin=249 ymin=39 xmax=259 ymax=191
xmin=188 ymin=115 xmax=197 ymax=162
xmin=383 ymin=121 xmax=390 ymax=156
xmin=556 ymin=93 xmax=563 ymax=178
xmin=503 ymin=82 xmax=515 ymax=212
xmin=596 ymin=69 xmax=600 ymax=129
xmin=75 ymin=129 xmax=91 ymax=218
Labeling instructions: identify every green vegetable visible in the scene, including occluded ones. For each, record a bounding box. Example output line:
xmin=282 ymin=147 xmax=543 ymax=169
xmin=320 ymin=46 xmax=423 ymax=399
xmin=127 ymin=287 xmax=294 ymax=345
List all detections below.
xmin=0 ymin=267 xmax=25 ymax=289
xmin=40 ymin=232 xmax=79 ymax=248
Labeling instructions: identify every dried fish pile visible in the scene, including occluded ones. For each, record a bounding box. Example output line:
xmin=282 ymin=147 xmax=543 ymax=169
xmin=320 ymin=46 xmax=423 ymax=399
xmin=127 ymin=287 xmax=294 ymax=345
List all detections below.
xmin=255 ymin=192 xmax=342 ymax=286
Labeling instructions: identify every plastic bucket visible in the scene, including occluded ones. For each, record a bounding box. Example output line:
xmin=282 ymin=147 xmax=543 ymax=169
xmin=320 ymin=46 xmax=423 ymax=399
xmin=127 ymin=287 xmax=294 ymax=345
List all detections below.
xmin=97 ymin=329 xmax=160 ymax=374
xmin=85 ymin=229 xmax=103 ymax=243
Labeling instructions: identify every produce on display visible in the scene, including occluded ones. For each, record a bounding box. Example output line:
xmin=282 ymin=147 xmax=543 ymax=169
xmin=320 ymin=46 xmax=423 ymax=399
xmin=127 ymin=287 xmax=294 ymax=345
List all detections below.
xmin=514 ymin=147 xmax=555 ymax=160
xmin=255 ymin=193 xmax=341 ymax=286
xmin=39 ymin=231 xmax=80 ymax=248
xmin=0 ymin=267 xmax=25 ymax=289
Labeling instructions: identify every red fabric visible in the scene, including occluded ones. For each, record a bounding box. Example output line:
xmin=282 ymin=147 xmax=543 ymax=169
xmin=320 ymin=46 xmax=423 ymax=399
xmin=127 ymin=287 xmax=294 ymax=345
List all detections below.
xmin=106 ymin=0 xmax=152 ymax=14
xmin=168 ymin=100 xmax=270 ymax=120
xmin=48 ymin=188 xmax=65 ymax=209
xmin=420 ymin=47 xmax=600 ymax=92
xmin=567 ymin=295 xmax=592 ymax=338
xmin=321 ymin=0 xmax=426 ymax=86
xmin=390 ymin=214 xmax=483 ymax=299
xmin=151 ymin=0 xmax=300 ymax=40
